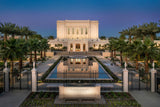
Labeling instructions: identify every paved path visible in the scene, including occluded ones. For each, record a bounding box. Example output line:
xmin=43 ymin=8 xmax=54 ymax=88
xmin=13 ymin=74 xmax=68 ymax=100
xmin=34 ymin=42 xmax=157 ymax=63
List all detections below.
xmin=37 ymin=56 xmax=60 ymax=79
xmin=0 ymin=90 xmax=30 ymax=107
xmin=96 ymin=56 xmax=123 ymax=80
xmin=130 ymin=91 xmax=160 ymax=107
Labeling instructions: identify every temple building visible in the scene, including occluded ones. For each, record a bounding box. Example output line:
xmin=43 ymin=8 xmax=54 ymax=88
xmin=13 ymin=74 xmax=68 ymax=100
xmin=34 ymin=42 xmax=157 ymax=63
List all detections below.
xmin=49 ymin=20 xmax=108 ymax=52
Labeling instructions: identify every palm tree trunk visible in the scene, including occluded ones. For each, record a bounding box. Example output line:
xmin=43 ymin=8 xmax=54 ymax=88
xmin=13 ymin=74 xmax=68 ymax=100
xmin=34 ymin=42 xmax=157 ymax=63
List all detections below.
xmin=120 ymin=51 xmax=123 ymax=66
xmin=34 ymin=50 xmax=37 ymax=62
xmin=25 ymin=35 xmax=27 ymax=40
xmin=12 ymin=34 xmax=15 ymax=39
xmin=143 ymin=35 xmax=145 ymax=41
xmin=44 ymin=50 xmax=46 ymax=57
xmin=10 ymin=60 xmax=14 ymax=73
xmin=10 ymin=60 xmax=14 ymax=87
xmin=111 ymin=50 xmax=113 ymax=58
xmin=114 ymin=50 xmax=116 ymax=58
xmin=21 ymin=35 xmax=24 ymax=39
xmin=4 ymin=33 xmax=7 ymax=42
xmin=129 ymin=35 xmax=131 ymax=43
xmin=135 ymin=56 xmax=138 ymax=70
xmin=40 ymin=51 xmax=43 ymax=58
xmin=145 ymin=56 xmax=149 ymax=73
xmin=30 ymin=52 xmax=32 ymax=64
xmin=151 ymin=34 xmax=154 ymax=41
xmin=19 ymin=58 xmax=23 ymax=71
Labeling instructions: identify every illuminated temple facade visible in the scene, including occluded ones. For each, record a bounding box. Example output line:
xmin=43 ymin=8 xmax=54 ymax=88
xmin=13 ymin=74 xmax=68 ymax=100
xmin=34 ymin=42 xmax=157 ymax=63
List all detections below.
xmin=49 ymin=20 xmax=108 ymax=52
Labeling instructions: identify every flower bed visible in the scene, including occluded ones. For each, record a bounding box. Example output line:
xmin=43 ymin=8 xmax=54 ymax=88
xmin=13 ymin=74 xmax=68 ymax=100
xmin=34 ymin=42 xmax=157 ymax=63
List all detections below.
xmin=20 ymin=92 xmax=141 ymax=107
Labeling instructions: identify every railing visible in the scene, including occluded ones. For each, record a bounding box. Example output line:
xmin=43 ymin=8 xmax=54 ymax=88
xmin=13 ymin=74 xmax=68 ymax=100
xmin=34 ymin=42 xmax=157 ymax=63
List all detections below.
xmin=128 ymin=72 xmax=151 ymax=90
xmin=9 ymin=71 xmax=31 ymax=90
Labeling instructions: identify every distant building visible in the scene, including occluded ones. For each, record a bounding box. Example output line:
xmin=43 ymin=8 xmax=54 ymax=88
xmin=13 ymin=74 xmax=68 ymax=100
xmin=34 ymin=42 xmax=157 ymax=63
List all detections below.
xmin=48 ymin=20 xmax=108 ymax=52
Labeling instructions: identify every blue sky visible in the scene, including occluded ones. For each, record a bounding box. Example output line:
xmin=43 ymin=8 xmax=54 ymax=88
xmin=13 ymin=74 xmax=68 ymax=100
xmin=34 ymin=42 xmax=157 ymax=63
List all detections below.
xmin=0 ymin=0 xmax=160 ymax=38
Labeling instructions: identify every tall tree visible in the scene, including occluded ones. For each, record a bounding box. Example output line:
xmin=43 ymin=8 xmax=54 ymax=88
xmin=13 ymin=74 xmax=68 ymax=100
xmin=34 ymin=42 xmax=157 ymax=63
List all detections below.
xmin=32 ymin=38 xmax=40 ymax=62
xmin=0 ymin=39 xmax=20 ymax=73
xmin=128 ymin=39 xmax=143 ymax=70
xmin=107 ymin=39 xmax=115 ymax=58
xmin=48 ymin=35 xmax=54 ymax=40
xmin=147 ymin=22 xmax=160 ymax=41
xmin=0 ymin=22 xmax=13 ymax=41
xmin=99 ymin=36 xmax=106 ymax=40
xmin=16 ymin=39 xmax=28 ymax=71
xmin=141 ymin=38 xmax=159 ymax=73
xmin=116 ymin=39 xmax=128 ymax=66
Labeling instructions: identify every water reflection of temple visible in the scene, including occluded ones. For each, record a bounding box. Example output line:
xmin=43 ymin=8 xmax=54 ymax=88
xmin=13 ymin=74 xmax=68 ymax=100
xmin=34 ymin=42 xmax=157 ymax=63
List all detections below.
xmin=57 ymin=57 xmax=99 ymax=79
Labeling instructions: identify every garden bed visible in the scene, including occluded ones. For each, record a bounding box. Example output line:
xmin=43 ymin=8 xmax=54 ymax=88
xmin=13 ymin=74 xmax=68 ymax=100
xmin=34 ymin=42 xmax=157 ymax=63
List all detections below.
xmin=20 ymin=92 xmax=141 ymax=107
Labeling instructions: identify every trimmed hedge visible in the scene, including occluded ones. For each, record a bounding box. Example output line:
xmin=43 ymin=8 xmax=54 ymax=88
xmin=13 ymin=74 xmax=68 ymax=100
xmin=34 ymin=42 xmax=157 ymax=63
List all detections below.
xmin=94 ymin=57 xmax=119 ymax=82
xmin=41 ymin=56 xmax=62 ymax=81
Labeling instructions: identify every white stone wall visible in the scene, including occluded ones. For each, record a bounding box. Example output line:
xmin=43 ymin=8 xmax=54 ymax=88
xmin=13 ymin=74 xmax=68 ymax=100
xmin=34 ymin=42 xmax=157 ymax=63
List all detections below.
xmin=57 ymin=20 xmax=98 ymax=40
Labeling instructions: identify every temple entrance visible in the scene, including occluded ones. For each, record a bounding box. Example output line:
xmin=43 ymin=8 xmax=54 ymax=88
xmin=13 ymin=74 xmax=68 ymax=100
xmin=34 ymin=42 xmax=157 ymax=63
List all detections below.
xmin=70 ymin=44 xmax=73 ymax=52
xmin=83 ymin=44 xmax=85 ymax=51
xmin=76 ymin=44 xmax=80 ymax=52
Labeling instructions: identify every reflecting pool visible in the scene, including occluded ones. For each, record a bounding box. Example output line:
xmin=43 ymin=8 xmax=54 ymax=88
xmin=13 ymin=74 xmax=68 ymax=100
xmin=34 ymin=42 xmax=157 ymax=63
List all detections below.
xmin=47 ymin=56 xmax=112 ymax=80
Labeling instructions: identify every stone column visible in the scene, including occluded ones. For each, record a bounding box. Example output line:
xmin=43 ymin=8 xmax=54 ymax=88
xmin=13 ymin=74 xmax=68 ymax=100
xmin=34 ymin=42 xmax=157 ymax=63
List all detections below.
xmin=86 ymin=43 xmax=88 ymax=52
xmin=73 ymin=43 xmax=75 ymax=52
xmin=81 ymin=43 xmax=83 ymax=52
xmin=3 ymin=62 xmax=9 ymax=92
xmin=123 ymin=62 xmax=128 ymax=92
xmin=31 ymin=62 xmax=37 ymax=92
xmin=151 ymin=62 xmax=157 ymax=92
xmin=67 ymin=43 xmax=70 ymax=52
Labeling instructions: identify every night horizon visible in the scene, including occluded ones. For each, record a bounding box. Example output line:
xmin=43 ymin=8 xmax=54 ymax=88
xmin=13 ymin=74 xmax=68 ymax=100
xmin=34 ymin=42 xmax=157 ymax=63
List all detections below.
xmin=0 ymin=0 xmax=160 ymax=38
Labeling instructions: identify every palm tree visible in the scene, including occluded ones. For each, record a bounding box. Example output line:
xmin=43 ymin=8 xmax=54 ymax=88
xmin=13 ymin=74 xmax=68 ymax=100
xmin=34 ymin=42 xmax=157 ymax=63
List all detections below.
xmin=141 ymin=38 xmax=159 ymax=73
xmin=32 ymin=38 xmax=40 ymax=62
xmin=99 ymin=36 xmax=106 ymax=40
xmin=146 ymin=22 xmax=160 ymax=41
xmin=0 ymin=22 xmax=13 ymax=41
xmin=28 ymin=39 xmax=34 ymax=64
xmin=128 ymin=39 xmax=143 ymax=70
xmin=0 ymin=39 xmax=20 ymax=73
xmin=112 ymin=39 xmax=118 ymax=58
xmin=119 ymin=28 xmax=132 ymax=43
xmin=42 ymin=39 xmax=49 ymax=58
xmin=19 ymin=26 xmax=30 ymax=40
xmin=16 ymin=39 xmax=28 ymax=71
xmin=9 ymin=23 xmax=17 ymax=39
xmin=138 ymin=23 xmax=150 ymax=41
xmin=116 ymin=38 xmax=128 ymax=66
xmin=107 ymin=39 xmax=115 ymax=58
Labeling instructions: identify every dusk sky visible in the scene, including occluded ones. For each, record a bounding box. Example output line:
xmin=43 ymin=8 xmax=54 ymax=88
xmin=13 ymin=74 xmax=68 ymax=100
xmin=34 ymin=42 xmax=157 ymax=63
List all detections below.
xmin=0 ymin=0 xmax=160 ymax=38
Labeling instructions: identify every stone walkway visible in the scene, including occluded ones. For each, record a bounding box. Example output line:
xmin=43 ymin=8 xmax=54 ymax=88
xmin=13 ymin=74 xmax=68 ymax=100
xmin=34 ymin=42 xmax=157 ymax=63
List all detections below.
xmin=37 ymin=56 xmax=60 ymax=78
xmin=130 ymin=91 xmax=160 ymax=107
xmin=0 ymin=90 xmax=30 ymax=107
xmin=96 ymin=56 xmax=123 ymax=80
